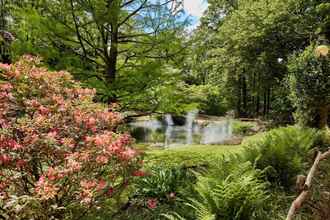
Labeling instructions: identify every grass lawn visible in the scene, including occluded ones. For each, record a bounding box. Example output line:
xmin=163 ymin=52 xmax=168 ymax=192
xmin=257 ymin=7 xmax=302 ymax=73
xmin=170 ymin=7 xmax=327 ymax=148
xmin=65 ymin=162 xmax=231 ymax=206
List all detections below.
xmin=138 ymin=133 xmax=265 ymax=167
xmin=144 ymin=144 xmax=243 ymax=167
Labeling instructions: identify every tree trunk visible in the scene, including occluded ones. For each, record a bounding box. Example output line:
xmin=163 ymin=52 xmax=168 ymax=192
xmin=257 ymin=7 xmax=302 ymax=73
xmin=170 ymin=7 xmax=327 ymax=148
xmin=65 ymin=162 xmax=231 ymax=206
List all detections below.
xmin=266 ymin=87 xmax=271 ymax=115
xmin=236 ymin=78 xmax=242 ymax=118
xmin=263 ymin=89 xmax=267 ymax=116
xmin=256 ymin=72 xmax=261 ymax=116
xmin=105 ymin=0 xmax=120 ymax=85
xmin=319 ymin=105 xmax=329 ymax=129
xmin=107 ymin=26 xmax=118 ymax=84
xmin=252 ymin=72 xmax=256 ymax=116
xmin=256 ymin=94 xmax=260 ymax=115
xmin=242 ymin=75 xmax=247 ymax=117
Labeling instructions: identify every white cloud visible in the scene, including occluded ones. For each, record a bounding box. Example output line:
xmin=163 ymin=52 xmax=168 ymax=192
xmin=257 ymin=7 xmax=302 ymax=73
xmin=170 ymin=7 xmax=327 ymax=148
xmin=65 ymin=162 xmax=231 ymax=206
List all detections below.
xmin=183 ymin=0 xmax=208 ymax=18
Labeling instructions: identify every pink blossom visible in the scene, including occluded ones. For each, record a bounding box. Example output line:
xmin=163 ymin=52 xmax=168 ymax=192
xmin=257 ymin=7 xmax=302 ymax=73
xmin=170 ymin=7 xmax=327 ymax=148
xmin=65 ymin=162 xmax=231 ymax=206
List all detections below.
xmin=46 ymin=167 xmax=58 ymax=181
xmin=80 ymin=179 xmax=97 ymax=189
xmin=6 ymin=69 xmax=21 ymax=79
xmin=97 ymin=179 xmax=107 ymax=191
xmin=121 ymin=148 xmax=136 ymax=160
xmin=94 ymin=136 xmax=104 ymax=147
xmin=0 ymin=154 xmax=11 ymax=165
xmin=85 ymin=136 xmax=94 ymax=143
xmin=66 ymin=159 xmax=82 ymax=172
xmin=47 ymin=131 xmax=58 ymax=140
xmin=29 ymin=68 xmax=45 ymax=79
xmin=78 ymin=152 xmax=91 ymax=162
xmin=61 ymin=138 xmax=75 ymax=148
xmin=24 ymin=133 xmax=39 ymax=145
xmin=0 ymin=181 xmax=7 ymax=191
xmin=26 ymin=99 xmax=40 ymax=108
xmin=35 ymin=115 xmax=46 ymax=124
xmin=169 ymin=192 xmax=176 ymax=199
xmin=132 ymin=170 xmax=146 ymax=177
xmin=86 ymin=117 xmax=96 ymax=127
xmin=39 ymin=106 xmax=50 ymax=115
xmin=7 ymin=139 xmax=23 ymax=150
xmin=107 ymin=143 xmax=121 ymax=153
xmin=96 ymin=155 xmax=108 ymax=164
xmin=74 ymin=111 xmax=83 ymax=124
xmin=36 ymin=175 xmax=46 ymax=186
xmin=16 ymin=159 xmax=27 ymax=168
xmin=80 ymin=193 xmax=92 ymax=205
xmin=147 ymin=198 xmax=158 ymax=209
xmin=0 ymin=83 xmax=12 ymax=92
xmin=35 ymin=176 xmax=59 ymax=200
xmin=0 ymin=63 xmax=10 ymax=71
xmin=52 ymin=95 xmax=65 ymax=105
xmin=107 ymin=187 xmax=114 ymax=197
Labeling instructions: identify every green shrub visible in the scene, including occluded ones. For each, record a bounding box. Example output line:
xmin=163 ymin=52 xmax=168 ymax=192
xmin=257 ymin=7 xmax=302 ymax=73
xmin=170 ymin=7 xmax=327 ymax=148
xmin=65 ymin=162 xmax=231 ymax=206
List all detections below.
xmin=313 ymin=128 xmax=330 ymax=151
xmin=243 ymin=126 xmax=319 ymax=190
xmin=133 ymin=166 xmax=196 ymax=199
xmin=232 ymin=120 xmax=256 ymax=135
xmin=181 ymin=159 xmax=270 ymax=220
xmin=112 ymin=166 xmax=196 ymax=220
xmin=288 ymin=44 xmax=330 ymax=128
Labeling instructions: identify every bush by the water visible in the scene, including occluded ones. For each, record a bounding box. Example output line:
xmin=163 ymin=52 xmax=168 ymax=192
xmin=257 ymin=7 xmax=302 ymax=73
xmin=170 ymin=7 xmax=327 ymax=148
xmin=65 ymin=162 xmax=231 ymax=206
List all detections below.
xmin=243 ymin=126 xmax=319 ymax=190
xmin=232 ymin=120 xmax=256 ymax=135
xmin=0 ymin=56 xmax=143 ymax=219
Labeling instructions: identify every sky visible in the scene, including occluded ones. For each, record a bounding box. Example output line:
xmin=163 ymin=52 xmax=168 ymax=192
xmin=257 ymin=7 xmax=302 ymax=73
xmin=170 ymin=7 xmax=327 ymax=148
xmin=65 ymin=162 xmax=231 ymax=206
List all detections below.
xmin=183 ymin=0 xmax=208 ymax=18
xmin=183 ymin=0 xmax=208 ymax=29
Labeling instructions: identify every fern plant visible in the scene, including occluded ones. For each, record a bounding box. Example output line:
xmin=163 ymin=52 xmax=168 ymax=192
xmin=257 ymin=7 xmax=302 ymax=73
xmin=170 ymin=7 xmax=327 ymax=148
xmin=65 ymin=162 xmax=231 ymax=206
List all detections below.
xmin=243 ymin=126 xmax=319 ymax=190
xmin=164 ymin=158 xmax=270 ymax=220
xmin=190 ymin=161 xmax=269 ymax=220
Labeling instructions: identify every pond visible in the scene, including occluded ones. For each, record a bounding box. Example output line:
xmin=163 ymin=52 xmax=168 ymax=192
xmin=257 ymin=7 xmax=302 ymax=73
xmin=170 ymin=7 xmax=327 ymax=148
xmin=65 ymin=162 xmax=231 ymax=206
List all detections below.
xmin=129 ymin=110 xmax=233 ymax=147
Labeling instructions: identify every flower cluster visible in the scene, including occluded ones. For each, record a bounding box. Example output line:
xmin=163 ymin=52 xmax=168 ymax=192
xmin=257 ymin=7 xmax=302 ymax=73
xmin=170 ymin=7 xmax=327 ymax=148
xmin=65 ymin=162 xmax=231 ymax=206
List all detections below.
xmin=0 ymin=56 xmax=143 ymax=219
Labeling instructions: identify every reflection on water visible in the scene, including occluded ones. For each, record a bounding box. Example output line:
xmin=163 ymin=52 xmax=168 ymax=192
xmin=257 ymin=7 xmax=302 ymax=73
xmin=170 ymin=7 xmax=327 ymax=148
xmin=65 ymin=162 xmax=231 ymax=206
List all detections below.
xmin=129 ymin=111 xmax=233 ymax=147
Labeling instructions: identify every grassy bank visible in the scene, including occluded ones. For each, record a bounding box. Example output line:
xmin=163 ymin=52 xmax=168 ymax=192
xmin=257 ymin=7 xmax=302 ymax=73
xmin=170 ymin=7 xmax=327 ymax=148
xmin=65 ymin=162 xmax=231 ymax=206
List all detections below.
xmin=140 ymin=133 xmax=265 ymax=167
xmin=144 ymin=144 xmax=242 ymax=167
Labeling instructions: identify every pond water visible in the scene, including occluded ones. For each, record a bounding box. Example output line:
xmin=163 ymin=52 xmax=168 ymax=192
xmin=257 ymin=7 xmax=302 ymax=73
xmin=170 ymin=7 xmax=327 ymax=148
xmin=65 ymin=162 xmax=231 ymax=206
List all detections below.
xmin=129 ymin=111 xmax=233 ymax=147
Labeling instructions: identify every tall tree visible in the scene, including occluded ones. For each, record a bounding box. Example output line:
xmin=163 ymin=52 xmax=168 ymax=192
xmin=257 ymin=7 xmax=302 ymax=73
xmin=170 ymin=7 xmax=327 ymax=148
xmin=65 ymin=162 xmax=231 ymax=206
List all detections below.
xmin=190 ymin=0 xmax=329 ymax=119
xmin=13 ymin=0 xmax=186 ymax=85
xmin=0 ymin=0 xmax=15 ymax=63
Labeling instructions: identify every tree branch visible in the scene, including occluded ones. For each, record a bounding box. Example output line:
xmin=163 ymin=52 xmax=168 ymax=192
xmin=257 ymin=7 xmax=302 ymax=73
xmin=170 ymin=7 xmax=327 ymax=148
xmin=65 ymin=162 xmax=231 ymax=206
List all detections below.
xmin=118 ymin=0 xmax=147 ymax=27
xmin=121 ymin=0 xmax=137 ymax=8
xmin=286 ymin=149 xmax=330 ymax=220
xmin=70 ymin=0 xmax=88 ymax=58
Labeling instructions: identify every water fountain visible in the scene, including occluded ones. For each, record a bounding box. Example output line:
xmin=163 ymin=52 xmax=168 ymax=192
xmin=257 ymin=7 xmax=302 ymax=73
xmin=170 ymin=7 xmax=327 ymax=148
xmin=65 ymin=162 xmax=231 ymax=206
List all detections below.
xmin=201 ymin=119 xmax=232 ymax=144
xmin=129 ymin=111 xmax=234 ymax=146
xmin=164 ymin=114 xmax=174 ymax=146
xmin=185 ymin=110 xmax=198 ymax=145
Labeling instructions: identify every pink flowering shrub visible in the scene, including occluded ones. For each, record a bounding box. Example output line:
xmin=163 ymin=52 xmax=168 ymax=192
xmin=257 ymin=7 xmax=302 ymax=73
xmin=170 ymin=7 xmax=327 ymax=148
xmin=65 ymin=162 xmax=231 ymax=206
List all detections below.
xmin=0 ymin=56 xmax=142 ymax=219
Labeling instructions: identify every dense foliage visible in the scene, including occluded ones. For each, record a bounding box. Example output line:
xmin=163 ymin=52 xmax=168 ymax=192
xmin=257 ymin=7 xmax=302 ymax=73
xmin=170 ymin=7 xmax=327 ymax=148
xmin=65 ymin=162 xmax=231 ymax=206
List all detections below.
xmin=288 ymin=44 xmax=330 ymax=128
xmin=185 ymin=0 xmax=330 ymax=121
xmin=1 ymin=0 xmax=330 ymax=219
xmin=1 ymin=0 xmax=329 ymax=120
xmin=0 ymin=56 xmax=142 ymax=219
